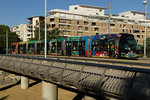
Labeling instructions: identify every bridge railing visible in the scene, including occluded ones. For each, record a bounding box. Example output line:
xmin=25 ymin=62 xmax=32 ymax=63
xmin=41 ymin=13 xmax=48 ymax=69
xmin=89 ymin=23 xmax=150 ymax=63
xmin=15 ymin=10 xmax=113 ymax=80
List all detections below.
xmin=0 ymin=54 xmax=150 ymax=100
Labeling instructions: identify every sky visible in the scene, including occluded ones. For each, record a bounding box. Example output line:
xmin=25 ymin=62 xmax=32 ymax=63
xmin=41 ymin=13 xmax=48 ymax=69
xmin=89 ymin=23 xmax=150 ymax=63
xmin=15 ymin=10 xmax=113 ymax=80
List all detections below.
xmin=0 ymin=0 xmax=149 ymax=28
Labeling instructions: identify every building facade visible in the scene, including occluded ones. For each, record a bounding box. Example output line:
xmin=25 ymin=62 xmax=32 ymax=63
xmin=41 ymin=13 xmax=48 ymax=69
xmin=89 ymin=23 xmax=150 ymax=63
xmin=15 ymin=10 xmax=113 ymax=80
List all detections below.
xmin=11 ymin=24 xmax=32 ymax=41
xmin=47 ymin=5 xmax=150 ymax=45
xmin=27 ymin=16 xmax=45 ymax=38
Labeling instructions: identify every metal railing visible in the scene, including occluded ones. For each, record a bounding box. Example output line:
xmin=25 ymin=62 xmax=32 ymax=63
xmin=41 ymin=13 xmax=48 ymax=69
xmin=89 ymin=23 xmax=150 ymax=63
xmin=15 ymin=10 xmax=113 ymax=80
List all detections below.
xmin=0 ymin=54 xmax=150 ymax=100
xmin=24 ymin=54 xmax=150 ymax=68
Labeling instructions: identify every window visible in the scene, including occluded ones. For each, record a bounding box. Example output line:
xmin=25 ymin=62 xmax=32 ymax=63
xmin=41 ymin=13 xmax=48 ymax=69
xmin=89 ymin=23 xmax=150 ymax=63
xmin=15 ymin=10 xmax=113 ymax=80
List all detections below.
xmin=92 ymin=22 xmax=96 ymax=26
xmin=110 ymin=24 xmax=115 ymax=27
xmin=85 ymin=27 xmax=88 ymax=31
xmin=78 ymin=26 xmax=82 ymax=30
xmin=28 ymin=30 xmax=32 ymax=32
xmin=133 ymin=30 xmax=140 ymax=33
xmin=84 ymin=21 xmax=88 ymax=25
xmin=137 ymin=35 xmax=140 ymax=38
xmin=123 ymin=24 xmax=126 ymax=28
xmin=77 ymin=21 xmax=79 ymax=25
xmin=52 ymin=24 xmax=55 ymax=28
xmin=50 ymin=18 xmax=54 ymax=22
xmin=27 ymin=34 xmax=30 ymax=36
xmin=72 ymin=41 xmax=78 ymax=51
xmin=92 ymin=40 xmax=99 ymax=51
xmin=123 ymin=29 xmax=125 ymax=33
xmin=100 ymin=40 xmax=108 ymax=51
xmin=59 ymin=19 xmax=67 ymax=23
xmin=95 ymin=28 xmax=99 ymax=31
xmin=36 ymin=20 xmax=38 ymax=23
xmin=74 ymin=7 xmax=78 ymax=10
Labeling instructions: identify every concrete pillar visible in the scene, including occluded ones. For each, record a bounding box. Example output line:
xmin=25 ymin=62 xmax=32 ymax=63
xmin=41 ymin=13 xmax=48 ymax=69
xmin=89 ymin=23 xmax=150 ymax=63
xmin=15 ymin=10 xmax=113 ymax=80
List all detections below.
xmin=21 ymin=76 xmax=29 ymax=89
xmin=84 ymin=96 xmax=96 ymax=100
xmin=42 ymin=81 xmax=58 ymax=100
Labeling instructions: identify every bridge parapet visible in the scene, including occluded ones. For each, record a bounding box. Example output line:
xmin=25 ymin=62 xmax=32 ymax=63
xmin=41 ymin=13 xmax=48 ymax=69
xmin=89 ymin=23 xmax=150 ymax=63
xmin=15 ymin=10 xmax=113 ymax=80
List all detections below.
xmin=0 ymin=55 xmax=150 ymax=100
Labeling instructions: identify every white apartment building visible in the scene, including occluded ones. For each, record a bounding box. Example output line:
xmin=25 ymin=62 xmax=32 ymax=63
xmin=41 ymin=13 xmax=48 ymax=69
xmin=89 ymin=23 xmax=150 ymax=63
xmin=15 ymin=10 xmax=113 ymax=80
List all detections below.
xmin=27 ymin=16 xmax=45 ymax=38
xmin=11 ymin=24 xmax=32 ymax=41
xmin=47 ymin=5 xmax=150 ymax=44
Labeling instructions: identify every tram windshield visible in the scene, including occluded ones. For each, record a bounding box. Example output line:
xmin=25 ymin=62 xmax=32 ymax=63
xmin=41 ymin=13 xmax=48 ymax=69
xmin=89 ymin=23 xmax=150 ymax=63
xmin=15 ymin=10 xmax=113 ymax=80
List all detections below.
xmin=120 ymin=35 xmax=139 ymax=52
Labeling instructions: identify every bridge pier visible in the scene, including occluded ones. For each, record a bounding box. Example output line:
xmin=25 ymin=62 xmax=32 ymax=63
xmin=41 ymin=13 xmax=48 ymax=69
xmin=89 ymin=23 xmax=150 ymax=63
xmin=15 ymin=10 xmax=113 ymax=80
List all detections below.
xmin=21 ymin=76 xmax=29 ymax=89
xmin=84 ymin=96 xmax=96 ymax=100
xmin=42 ymin=81 xmax=58 ymax=100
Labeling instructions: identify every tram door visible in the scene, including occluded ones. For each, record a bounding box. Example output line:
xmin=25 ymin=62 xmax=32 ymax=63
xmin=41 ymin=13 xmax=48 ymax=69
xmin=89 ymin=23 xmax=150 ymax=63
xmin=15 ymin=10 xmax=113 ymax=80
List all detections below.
xmin=109 ymin=39 xmax=115 ymax=57
xmin=66 ymin=42 xmax=71 ymax=56
xmin=79 ymin=41 xmax=85 ymax=56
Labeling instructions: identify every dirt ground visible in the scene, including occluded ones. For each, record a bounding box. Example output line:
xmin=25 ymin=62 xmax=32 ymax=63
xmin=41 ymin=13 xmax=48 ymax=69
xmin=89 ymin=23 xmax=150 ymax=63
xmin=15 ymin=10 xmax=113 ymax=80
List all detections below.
xmin=0 ymin=80 xmax=78 ymax=100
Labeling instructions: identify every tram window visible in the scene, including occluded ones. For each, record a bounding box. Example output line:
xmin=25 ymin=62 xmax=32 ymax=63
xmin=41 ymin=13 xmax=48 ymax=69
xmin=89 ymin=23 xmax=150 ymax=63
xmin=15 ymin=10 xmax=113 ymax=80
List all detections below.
xmin=51 ymin=42 xmax=56 ymax=51
xmin=52 ymin=47 xmax=55 ymax=51
xmin=100 ymin=40 xmax=108 ymax=51
xmin=57 ymin=42 xmax=61 ymax=51
xmin=67 ymin=42 xmax=71 ymax=46
xmin=72 ymin=41 xmax=78 ymax=51
xmin=12 ymin=45 xmax=15 ymax=51
xmin=92 ymin=40 xmax=99 ymax=51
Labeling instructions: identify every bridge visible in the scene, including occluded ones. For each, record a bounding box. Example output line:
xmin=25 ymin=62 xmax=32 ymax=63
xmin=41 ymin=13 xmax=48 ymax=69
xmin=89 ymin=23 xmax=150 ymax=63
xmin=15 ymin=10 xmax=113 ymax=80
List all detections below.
xmin=0 ymin=54 xmax=150 ymax=100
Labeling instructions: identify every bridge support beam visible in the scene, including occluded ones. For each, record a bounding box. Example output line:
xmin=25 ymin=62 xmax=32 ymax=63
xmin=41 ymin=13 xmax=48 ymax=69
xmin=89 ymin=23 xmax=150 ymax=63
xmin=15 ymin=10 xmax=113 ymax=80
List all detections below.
xmin=42 ymin=81 xmax=58 ymax=100
xmin=21 ymin=76 xmax=29 ymax=89
xmin=84 ymin=96 xmax=96 ymax=100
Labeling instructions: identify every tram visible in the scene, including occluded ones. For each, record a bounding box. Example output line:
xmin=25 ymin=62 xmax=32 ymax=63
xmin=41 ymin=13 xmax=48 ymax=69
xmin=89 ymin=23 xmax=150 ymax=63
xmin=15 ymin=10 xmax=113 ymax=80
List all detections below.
xmin=9 ymin=33 xmax=141 ymax=59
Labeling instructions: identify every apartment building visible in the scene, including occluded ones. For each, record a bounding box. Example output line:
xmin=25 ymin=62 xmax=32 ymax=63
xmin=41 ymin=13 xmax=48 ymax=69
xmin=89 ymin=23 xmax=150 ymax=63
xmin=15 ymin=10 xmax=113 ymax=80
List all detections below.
xmin=47 ymin=5 xmax=150 ymax=45
xmin=27 ymin=16 xmax=45 ymax=38
xmin=11 ymin=24 xmax=32 ymax=41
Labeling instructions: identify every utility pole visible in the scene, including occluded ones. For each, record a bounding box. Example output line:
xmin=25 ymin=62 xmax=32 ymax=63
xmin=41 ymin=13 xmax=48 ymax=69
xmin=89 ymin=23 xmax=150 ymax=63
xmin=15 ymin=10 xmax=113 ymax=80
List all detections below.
xmin=6 ymin=30 xmax=8 ymax=54
xmin=108 ymin=2 xmax=111 ymax=35
xmin=44 ymin=0 xmax=47 ymax=58
xmin=143 ymin=0 xmax=147 ymax=58
xmin=39 ymin=21 xmax=40 ymax=40
xmin=108 ymin=2 xmax=111 ymax=57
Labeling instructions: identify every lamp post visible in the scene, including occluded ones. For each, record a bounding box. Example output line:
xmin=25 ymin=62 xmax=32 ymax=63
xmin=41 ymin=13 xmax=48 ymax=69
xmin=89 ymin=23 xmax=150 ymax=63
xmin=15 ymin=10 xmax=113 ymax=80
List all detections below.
xmin=108 ymin=2 xmax=111 ymax=35
xmin=6 ymin=30 xmax=8 ymax=54
xmin=39 ymin=21 xmax=40 ymax=40
xmin=44 ymin=0 xmax=47 ymax=58
xmin=143 ymin=0 xmax=147 ymax=58
xmin=43 ymin=1 xmax=58 ymax=100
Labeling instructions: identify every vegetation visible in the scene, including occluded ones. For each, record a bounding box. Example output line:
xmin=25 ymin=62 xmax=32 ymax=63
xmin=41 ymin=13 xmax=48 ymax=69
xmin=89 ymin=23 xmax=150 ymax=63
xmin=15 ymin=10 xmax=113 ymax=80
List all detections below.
xmin=140 ymin=38 xmax=150 ymax=57
xmin=0 ymin=25 xmax=20 ymax=54
xmin=33 ymin=21 xmax=62 ymax=41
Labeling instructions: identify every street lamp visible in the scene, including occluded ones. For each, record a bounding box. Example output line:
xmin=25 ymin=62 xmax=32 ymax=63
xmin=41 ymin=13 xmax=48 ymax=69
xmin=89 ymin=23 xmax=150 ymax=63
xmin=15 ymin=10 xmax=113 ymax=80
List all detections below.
xmin=108 ymin=2 xmax=111 ymax=35
xmin=143 ymin=0 xmax=147 ymax=58
xmin=45 ymin=0 xmax=47 ymax=58
xmin=39 ymin=21 xmax=40 ymax=40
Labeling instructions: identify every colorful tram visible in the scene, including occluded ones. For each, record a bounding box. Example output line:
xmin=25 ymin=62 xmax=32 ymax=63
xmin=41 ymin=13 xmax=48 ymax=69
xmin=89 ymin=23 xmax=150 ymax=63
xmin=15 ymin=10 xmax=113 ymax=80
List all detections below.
xmin=9 ymin=33 xmax=141 ymax=59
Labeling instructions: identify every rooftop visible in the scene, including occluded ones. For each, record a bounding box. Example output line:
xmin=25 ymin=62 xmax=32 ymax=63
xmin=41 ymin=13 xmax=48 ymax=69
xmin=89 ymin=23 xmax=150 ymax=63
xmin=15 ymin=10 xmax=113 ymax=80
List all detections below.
xmin=78 ymin=5 xmax=107 ymax=9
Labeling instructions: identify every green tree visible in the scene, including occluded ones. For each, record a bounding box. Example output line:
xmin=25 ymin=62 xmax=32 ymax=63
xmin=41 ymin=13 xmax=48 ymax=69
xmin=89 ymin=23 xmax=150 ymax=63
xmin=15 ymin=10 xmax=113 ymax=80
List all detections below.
xmin=48 ymin=28 xmax=62 ymax=39
xmin=0 ymin=25 xmax=20 ymax=54
xmin=140 ymin=38 xmax=150 ymax=57
xmin=33 ymin=21 xmax=62 ymax=40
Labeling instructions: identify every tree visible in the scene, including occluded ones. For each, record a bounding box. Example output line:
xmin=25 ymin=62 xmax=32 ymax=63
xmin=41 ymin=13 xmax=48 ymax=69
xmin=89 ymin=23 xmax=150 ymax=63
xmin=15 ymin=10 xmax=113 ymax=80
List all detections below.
xmin=33 ymin=21 xmax=47 ymax=40
xmin=33 ymin=21 xmax=62 ymax=40
xmin=0 ymin=25 xmax=20 ymax=54
xmin=48 ymin=28 xmax=62 ymax=39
